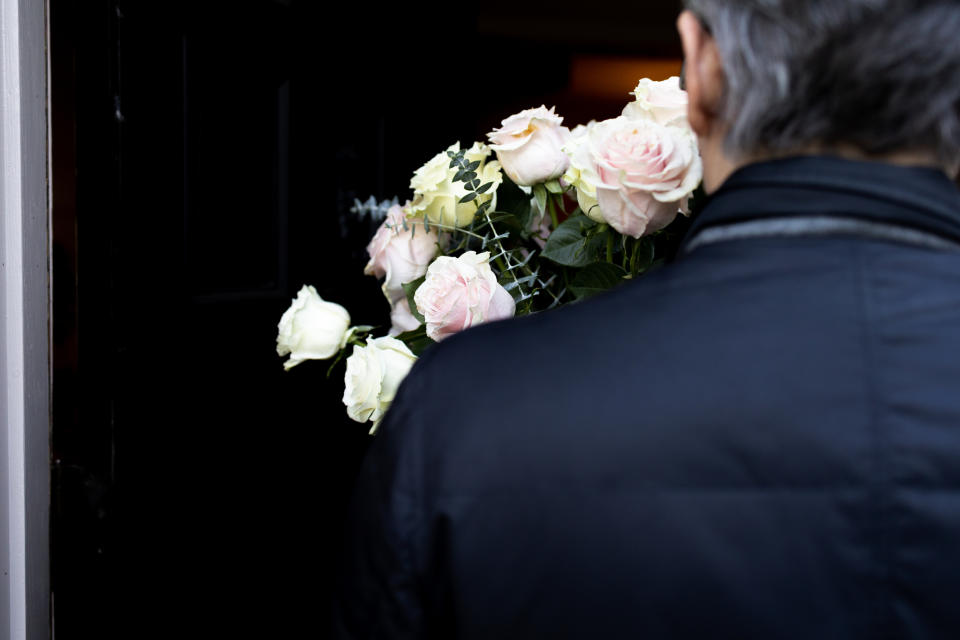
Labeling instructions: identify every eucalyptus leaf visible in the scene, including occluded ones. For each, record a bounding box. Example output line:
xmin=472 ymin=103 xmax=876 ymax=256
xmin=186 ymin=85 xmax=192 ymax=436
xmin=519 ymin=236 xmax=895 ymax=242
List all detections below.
xmin=541 ymin=214 xmax=608 ymax=267
xmin=476 ymin=182 xmax=493 ymax=194
xmin=402 ymin=276 xmax=427 ymax=324
xmin=460 ymin=192 xmax=478 ymax=204
xmin=569 ymin=262 xmax=628 ymax=299
xmin=486 ymin=211 xmax=523 ymax=235
xmin=465 ymin=160 xmax=481 ymax=172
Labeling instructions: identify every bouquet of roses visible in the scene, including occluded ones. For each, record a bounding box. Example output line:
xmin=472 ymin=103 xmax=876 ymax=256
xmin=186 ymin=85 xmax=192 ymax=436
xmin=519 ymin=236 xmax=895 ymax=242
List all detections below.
xmin=276 ymin=77 xmax=703 ymax=433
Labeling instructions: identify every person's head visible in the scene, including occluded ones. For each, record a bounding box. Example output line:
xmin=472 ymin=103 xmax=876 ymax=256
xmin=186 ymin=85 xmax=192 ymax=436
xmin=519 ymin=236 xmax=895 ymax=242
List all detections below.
xmin=677 ymin=0 xmax=960 ymax=191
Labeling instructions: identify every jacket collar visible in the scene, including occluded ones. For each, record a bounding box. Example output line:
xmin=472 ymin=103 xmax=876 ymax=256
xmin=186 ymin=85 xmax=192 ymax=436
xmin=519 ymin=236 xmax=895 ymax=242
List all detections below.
xmin=681 ymin=155 xmax=960 ymax=251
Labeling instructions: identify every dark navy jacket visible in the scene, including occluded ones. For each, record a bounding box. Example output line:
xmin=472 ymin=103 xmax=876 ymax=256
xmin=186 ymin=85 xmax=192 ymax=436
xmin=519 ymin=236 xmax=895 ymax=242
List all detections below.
xmin=334 ymin=156 xmax=960 ymax=639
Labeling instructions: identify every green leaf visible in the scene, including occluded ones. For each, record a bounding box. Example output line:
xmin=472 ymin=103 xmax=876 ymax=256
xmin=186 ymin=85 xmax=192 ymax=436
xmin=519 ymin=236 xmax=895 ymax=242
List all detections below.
xmin=394 ymin=325 xmax=434 ymax=357
xmin=476 ymin=182 xmax=494 ymax=194
xmin=569 ymin=262 xmax=628 ymax=299
xmin=541 ymin=214 xmax=608 ymax=267
xmin=462 ymin=171 xmax=477 ymax=182
xmin=533 ymin=183 xmax=548 ymax=220
xmin=631 ymin=236 xmax=656 ymax=275
xmin=402 ymin=277 xmax=427 ymax=324
xmin=460 ymin=192 xmax=478 ymax=204
xmin=465 ymin=160 xmax=481 ymax=172
xmin=544 ymin=179 xmax=563 ymax=194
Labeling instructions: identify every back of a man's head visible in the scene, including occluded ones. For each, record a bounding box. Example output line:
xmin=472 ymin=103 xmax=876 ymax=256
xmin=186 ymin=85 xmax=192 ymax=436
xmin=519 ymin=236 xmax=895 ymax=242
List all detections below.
xmin=683 ymin=0 xmax=960 ymax=172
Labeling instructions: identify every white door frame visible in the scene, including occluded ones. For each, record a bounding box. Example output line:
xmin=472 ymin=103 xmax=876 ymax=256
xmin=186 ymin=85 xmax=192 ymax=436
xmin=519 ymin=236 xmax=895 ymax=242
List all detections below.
xmin=1 ymin=0 xmax=50 ymax=637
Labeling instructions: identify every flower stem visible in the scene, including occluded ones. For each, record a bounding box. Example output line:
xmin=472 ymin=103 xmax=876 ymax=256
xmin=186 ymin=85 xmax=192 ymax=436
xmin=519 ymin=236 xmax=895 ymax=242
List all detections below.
xmin=546 ymin=194 xmax=560 ymax=230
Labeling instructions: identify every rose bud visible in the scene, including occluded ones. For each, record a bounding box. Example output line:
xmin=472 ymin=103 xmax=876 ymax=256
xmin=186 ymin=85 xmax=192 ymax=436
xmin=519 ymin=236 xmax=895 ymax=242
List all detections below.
xmin=364 ymin=203 xmax=438 ymax=305
xmin=342 ymin=336 xmax=417 ymax=433
xmin=276 ymin=285 xmax=352 ymax=370
xmin=488 ymin=106 xmax=571 ymax=187
xmin=622 ymin=77 xmax=689 ymax=127
xmin=562 ymin=122 xmax=603 ymax=223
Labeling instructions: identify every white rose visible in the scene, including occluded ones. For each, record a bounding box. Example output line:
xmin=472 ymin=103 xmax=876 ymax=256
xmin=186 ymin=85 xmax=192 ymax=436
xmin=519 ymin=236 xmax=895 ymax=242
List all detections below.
xmin=276 ymin=285 xmax=352 ymax=370
xmin=562 ymin=122 xmax=603 ymax=222
xmin=622 ymin=77 xmax=689 ymax=126
xmin=408 ymin=142 xmax=503 ymax=228
xmin=342 ymin=336 xmax=417 ymax=434
xmin=488 ymin=105 xmax=571 ymax=186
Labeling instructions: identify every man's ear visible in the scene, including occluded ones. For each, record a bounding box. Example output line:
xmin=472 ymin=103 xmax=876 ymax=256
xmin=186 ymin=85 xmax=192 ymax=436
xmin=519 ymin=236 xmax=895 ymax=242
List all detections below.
xmin=677 ymin=10 xmax=725 ymax=138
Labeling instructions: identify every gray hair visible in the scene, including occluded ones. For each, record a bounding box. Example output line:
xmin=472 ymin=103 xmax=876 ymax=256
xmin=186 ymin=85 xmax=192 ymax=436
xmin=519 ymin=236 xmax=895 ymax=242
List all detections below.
xmin=682 ymin=0 xmax=960 ymax=169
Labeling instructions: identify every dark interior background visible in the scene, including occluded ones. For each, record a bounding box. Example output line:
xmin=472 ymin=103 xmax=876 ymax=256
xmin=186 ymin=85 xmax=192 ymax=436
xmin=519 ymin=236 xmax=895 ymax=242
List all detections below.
xmin=49 ymin=1 xmax=683 ymax=636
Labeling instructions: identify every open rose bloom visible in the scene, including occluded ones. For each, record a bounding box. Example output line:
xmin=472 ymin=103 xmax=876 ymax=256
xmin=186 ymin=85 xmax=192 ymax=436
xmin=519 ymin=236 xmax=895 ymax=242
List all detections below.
xmin=408 ymin=142 xmax=503 ymax=228
xmin=413 ymin=251 xmax=516 ymax=342
xmin=562 ymin=77 xmax=702 ymax=238
xmin=588 ymin=116 xmax=702 ymax=238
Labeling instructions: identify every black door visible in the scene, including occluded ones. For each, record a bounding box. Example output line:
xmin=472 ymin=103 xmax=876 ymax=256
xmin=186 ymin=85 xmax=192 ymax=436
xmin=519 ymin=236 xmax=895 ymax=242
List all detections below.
xmin=50 ymin=1 xmax=683 ymax=636
xmin=51 ymin=1 xmax=407 ymax=636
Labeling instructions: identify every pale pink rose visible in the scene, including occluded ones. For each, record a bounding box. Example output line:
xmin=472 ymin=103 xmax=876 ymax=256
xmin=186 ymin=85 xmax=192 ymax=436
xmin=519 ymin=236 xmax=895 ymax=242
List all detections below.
xmin=388 ymin=298 xmax=421 ymax=336
xmin=488 ymin=106 xmax=571 ymax=187
xmin=588 ymin=116 xmax=702 ymax=238
xmin=622 ymin=77 xmax=688 ymax=126
xmin=413 ymin=251 xmax=516 ymax=342
xmin=365 ymin=204 xmax=438 ymax=304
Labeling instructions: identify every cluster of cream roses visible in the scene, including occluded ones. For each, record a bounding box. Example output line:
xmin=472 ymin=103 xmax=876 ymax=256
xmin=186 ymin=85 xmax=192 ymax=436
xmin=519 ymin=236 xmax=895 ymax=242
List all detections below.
xmin=489 ymin=77 xmax=702 ymax=237
xmin=275 ymin=285 xmax=416 ymax=433
xmin=276 ymin=142 xmax=515 ymax=433
xmin=277 ymin=77 xmax=702 ymax=433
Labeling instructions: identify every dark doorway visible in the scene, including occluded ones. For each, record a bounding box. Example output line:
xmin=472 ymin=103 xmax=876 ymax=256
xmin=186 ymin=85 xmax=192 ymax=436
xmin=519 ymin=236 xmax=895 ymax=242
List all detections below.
xmin=49 ymin=1 xmax=682 ymax=637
